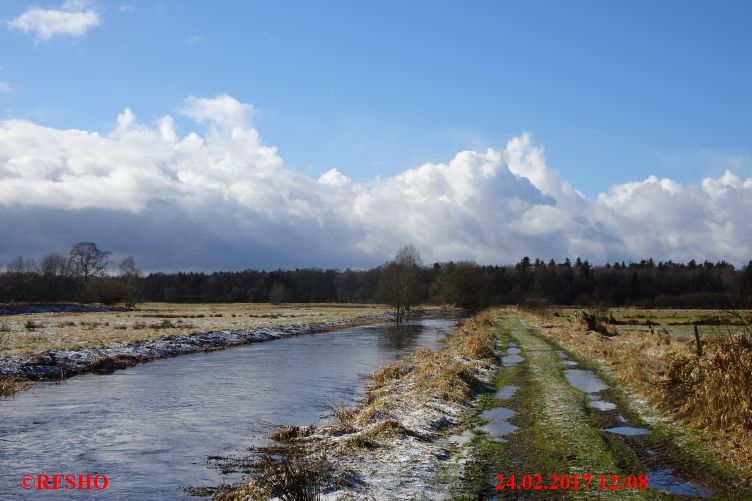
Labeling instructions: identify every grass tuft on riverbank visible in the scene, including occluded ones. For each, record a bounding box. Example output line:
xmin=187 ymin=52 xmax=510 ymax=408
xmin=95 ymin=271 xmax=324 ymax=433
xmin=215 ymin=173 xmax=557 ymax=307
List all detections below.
xmin=0 ymin=376 xmax=30 ymax=398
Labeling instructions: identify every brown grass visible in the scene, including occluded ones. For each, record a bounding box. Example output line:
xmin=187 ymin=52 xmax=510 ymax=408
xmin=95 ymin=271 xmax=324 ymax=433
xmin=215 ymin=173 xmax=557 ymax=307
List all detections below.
xmin=0 ymin=303 xmax=395 ymax=357
xmin=271 ymin=425 xmax=317 ymax=442
xmin=216 ymin=309 xmax=499 ymax=500
xmin=214 ymin=456 xmax=330 ymax=501
xmin=0 ymin=377 xmax=31 ymax=398
xmin=363 ymin=309 xmax=497 ymax=409
xmin=661 ymin=334 xmax=752 ymax=432
xmin=521 ymin=307 xmax=752 ymax=477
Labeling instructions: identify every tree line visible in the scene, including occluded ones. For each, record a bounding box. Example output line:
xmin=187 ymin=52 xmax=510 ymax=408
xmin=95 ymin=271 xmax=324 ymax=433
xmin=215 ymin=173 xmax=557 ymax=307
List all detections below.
xmin=2 ymin=243 xmax=751 ymax=310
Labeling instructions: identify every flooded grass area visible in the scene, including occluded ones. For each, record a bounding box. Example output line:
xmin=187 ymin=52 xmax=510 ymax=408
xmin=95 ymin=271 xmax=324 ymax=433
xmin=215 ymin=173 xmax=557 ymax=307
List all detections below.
xmin=0 ymin=303 xmax=396 ymax=357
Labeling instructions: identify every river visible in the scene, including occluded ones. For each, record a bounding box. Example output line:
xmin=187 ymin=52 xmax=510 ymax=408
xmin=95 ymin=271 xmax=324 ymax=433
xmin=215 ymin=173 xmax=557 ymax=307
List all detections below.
xmin=0 ymin=317 xmax=454 ymax=499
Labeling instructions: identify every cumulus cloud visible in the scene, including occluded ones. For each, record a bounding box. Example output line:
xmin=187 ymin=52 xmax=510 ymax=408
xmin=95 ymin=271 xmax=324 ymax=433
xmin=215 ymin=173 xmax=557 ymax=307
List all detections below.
xmin=7 ymin=1 xmax=100 ymax=41
xmin=179 ymin=94 xmax=252 ymax=131
xmin=0 ymin=94 xmax=750 ymax=270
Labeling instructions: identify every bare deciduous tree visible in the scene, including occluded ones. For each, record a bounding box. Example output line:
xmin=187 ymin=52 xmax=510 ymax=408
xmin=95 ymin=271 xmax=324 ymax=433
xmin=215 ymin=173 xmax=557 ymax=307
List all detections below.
xmin=381 ymin=244 xmax=423 ymax=323
xmin=118 ymin=256 xmax=142 ymax=307
xmin=7 ymin=255 xmax=37 ymax=274
xmin=69 ymin=242 xmax=111 ymax=280
xmin=119 ymin=256 xmax=141 ymax=278
xmin=39 ymin=252 xmax=72 ymax=277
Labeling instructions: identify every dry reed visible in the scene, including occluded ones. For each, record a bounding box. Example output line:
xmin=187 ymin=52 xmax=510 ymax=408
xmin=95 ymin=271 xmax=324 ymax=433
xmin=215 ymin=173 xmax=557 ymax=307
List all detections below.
xmin=521 ymin=308 xmax=752 ymax=477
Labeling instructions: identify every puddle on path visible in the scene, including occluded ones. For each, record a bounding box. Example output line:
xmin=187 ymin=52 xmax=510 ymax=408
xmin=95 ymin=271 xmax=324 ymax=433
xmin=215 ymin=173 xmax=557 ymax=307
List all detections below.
xmin=555 ymin=350 xmax=568 ymax=359
xmin=588 ymin=399 xmax=617 ymax=411
xmin=603 ymin=426 xmax=650 ymax=436
xmin=479 ymin=420 xmax=517 ymax=439
xmin=560 ymin=360 xmax=578 ymax=366
xmin=495 ymin=385 xmax=518 ymax=400
xmin=564 ymin=369 xmax=608 ymax=393
xmin=648 ymin=469 xmax=710 ymax=497
xmin=477 ymin=407 xmax=517 ymax=440
xmin=481 ymin=407 xmax=515 ymax=421
xmin=501 ymin=354 xmax=524 ymax=366
xmin=506 ymin=347 xmax=521 ymax=355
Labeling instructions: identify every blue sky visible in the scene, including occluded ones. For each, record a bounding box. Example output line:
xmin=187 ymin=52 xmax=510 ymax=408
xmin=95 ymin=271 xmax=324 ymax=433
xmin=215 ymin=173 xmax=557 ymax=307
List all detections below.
xmin=2 ymin=0 xmax=750 ymax=195
xmin=0 ymin=1 xmax=751 ymax=269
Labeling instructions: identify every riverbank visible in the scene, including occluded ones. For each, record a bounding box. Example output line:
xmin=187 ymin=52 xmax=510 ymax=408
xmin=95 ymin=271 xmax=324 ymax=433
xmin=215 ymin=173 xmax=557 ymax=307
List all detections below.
xmin=211 ymin=309 xmax=499 ymax=500
xmin=0 ymin=304 xmax=443 ymax=397
xmin=0 ymin=303 xmax=394 ymax=357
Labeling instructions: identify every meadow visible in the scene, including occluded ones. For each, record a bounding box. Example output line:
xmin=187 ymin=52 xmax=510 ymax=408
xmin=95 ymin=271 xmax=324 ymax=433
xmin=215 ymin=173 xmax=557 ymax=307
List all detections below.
xmin=552 ymin=307 xmax=752 ymax=339
xmin=0 ymin=303 xmax=391 ymax=357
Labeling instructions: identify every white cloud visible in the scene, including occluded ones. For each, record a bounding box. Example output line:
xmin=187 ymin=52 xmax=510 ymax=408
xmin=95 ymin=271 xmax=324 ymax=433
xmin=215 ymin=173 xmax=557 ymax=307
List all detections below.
xmin=8 ymin=1 xmax=100 ymax=41
xmin=179 ymin=94 xmax=252 ymax=131
xmin=318 ymin=168 xmax=351 ymax=188
xmin=0 ymin=82 xmax=10 ymax=93
xmin=0 ymin=94 xmax=750 ymax=269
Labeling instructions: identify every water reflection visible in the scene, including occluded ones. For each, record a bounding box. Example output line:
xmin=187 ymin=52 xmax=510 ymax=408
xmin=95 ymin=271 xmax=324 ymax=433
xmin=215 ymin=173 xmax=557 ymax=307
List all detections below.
xmin=648 ymin=469 xmax=710 ymax=497
xmin=564 ymin=369 xmax=608 ymax=393
xmin=370 ymin=318 xmax=452 ymax=352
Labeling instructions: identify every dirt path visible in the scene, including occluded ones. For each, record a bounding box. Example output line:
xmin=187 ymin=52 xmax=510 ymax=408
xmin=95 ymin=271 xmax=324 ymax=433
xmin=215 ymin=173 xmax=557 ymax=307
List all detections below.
xmin=456 ymin=310 xmax=746 ymax=499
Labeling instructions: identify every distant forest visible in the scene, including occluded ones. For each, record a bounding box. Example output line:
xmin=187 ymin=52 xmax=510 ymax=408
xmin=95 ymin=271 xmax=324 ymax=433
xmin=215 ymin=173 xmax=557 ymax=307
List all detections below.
xmin=1 ymin=243 xmax=751 ymax=309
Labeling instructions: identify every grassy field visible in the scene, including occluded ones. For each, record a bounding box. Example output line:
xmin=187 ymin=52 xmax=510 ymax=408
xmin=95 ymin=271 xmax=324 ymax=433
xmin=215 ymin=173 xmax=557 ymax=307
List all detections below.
xmin=0 ymin=303 xmax=392 ymax=357
xmin=552 ymin=307 xmax=751 ymax=339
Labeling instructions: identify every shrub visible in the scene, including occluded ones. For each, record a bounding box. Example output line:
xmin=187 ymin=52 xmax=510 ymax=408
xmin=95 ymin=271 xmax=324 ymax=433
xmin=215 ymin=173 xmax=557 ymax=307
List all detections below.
xmin=24 ymin=320 xmax=41 ymax=330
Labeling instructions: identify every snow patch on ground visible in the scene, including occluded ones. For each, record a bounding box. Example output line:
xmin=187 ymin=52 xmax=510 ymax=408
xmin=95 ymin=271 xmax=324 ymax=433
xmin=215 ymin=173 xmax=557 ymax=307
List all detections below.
xmin=313 ymin=365 xmax=496 ymax=499
xmin=0 ymin=313 xmax=390 ymax=380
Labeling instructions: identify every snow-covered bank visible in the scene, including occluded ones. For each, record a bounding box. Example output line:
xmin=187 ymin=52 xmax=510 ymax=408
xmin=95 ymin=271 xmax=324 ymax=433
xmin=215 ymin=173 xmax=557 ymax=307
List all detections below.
xmin=0 ymin=312 xmax=397 ymax=381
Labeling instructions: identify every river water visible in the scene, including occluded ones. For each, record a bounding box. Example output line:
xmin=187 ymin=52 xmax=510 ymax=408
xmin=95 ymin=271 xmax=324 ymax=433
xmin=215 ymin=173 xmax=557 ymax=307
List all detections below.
xmin=0 ymin=317 xmax=454 ymax=499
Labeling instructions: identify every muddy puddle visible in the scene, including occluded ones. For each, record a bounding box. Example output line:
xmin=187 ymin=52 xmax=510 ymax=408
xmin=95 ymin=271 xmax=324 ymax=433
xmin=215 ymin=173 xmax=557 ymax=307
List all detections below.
xmin=478 ymin=407 xmax=517 ymax=439
xmin=603 ymin=426 xmax=650 ymax=436
xmin=588 ymin=398 xmax=617 ymax=411
xmin=648 ymin=469 xmax=710 ymax=497
xmin=563 ymin=369 xmax=608 ymax=393
xmin=501 ymin=354 xmax=524 ymax=365
xmin=495 ymin=385 xmax=518 ymax=400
